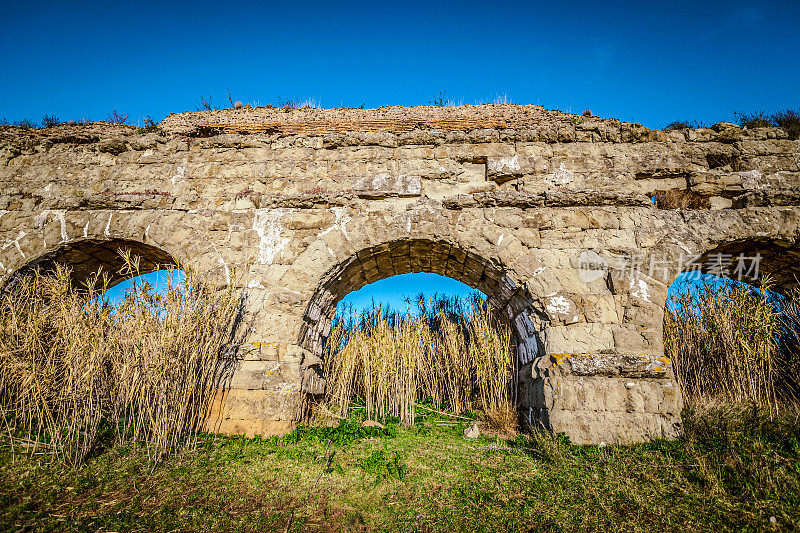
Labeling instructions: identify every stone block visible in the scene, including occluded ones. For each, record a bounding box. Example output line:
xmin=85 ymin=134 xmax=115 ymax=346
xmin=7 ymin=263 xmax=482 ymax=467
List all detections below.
xmin=210 ymin=389 xmax=301 ymax=421
xmin=487 ymin=155 xmax=549 ymax=183
xmin=548 ymin=410 xmax=680 ymax=445
xmin=552 ymin=354 xmax=670 ymax=378
xmin=228 ymin=360 xmax=270 ymax=390
xmin=353 ymin=173 xmax=421 ymax=198
xmin=542 ymin=324 xmax=614 ymax=354
xmin=580 ymin=294 xmax=622 ymax=324
xmin=612 ymin=324 xmax=662 ymax=357
xmin=204 ymin=419 xmax=294 ymax=438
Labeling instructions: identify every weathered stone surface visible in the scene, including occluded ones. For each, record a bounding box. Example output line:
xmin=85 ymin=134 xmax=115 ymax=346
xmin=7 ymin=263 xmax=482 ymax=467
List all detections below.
xmin=543 ymin=190 xmax=653 ymax=207
xmin=353 ymin=173 xmax=421 ymax=198
xmin=128 ymin=132 xmax=168 ymax=150
xmin=205 ymin=419 xmax=294 ymax=438
xmin=521 ymin=358 xmax=682 ymax=444
xmin=552 ymin=353 xmax=671 ymax=378
xmin=96 ymin=137 xmax=128 ymax=155
xmin=547 ymin=410 xmax=680 ymax=445
xmin=732 ymin=189 xmax=800 ymax=207
xmin=464 ymin=423 xmax=480 ymax=439
xmin=207 ymin=389 xmax=301 ymax=421
xmin=1 ymin=105 xmax=799 ymax=445
xmin=442 ymin=190 xmax=544 ymax=209
xmin=543 ymin=325 xmax=615 ymax=354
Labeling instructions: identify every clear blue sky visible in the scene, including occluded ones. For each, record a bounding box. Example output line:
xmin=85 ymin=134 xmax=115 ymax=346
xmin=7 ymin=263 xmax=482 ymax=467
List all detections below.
xmin=336 ymin=273 xmax=483 ymax=314
xmin=1 ymin=0 xmax=797 ymax=128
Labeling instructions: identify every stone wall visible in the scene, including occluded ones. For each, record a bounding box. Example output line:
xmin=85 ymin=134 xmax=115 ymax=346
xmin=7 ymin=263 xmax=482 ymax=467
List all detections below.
xmin=1 ymin=105 xmax=799 ymax=444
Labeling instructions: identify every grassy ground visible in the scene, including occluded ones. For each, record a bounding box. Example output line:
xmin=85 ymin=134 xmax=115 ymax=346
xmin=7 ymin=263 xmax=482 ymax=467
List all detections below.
xmin=2 ymin=405 xmax=799 ymax=532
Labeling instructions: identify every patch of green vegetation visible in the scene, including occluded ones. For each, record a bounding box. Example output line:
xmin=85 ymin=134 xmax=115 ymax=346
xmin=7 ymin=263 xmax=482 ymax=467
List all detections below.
xmin=360 ymin=449 xmax=407 ymax=481
xmin=430 ymin=91 xmax=448 ymax=107
xmin=1 ymin=405 xmax=799 ymax=531
xmin=283 ymin=416 xmax=399 ymax=447
xmin=774 ymin=109 xmax=800 ymax=140
xmin=735 ymin=111 xmax=774 ymax=129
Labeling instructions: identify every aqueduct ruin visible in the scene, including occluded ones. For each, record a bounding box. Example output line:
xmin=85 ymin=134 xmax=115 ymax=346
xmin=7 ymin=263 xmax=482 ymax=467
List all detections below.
xmin=2 ymin=105 xmax=799 ymax=444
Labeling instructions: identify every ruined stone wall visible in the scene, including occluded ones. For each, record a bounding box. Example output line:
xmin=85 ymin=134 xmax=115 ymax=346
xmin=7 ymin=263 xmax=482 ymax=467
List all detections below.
xmin=1 ymin=105 xmax=799 ymax=444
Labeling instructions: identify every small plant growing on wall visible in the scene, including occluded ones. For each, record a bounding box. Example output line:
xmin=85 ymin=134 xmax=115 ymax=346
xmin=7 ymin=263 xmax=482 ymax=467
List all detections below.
xmin=430 ymin=91 xmax=448 ymax=107
xmin=13 ymin=119 xmax=37 ymax=129
xmin=732 ymin=109 xmax=800 ymax=140
xmin=663 ymin=120 xmax=707 ymax=131
xmin=107 ymin=110 xmax=128 ymax=124
xmin=41 ymin=114 xmax=60 ymax=127
xmin=137 ymin=115 xmax=158 ymax=133
xmin=196 ymin=95 xmax=218 ymax=111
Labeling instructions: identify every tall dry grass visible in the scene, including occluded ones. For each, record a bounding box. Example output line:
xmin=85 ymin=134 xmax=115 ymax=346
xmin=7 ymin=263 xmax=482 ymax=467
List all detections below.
xmin=0 ymin=255 xmax=241 ymax=464
xmin=323 ymin=296 xmax=514 ymax=427
xmin=665 ymin=276 xmax=800 ymax=411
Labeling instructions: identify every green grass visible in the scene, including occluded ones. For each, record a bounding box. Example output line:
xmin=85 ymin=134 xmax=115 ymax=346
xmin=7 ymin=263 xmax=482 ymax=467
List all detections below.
xmin=2 ymin=405 xmax=799 ymax=532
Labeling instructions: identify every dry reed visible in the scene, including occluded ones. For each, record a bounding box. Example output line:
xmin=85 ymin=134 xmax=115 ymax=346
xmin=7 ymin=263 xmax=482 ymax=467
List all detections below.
xmin=323 ymin=296 xmax=514 ymax=427
xmin=0 ymin=254 xmax=241 ymax=464
xmin=665 ymin=276 xmax=800 ymax=411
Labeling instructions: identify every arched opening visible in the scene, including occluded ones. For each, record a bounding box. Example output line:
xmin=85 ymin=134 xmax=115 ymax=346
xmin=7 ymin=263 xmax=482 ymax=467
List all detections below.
xmin=3 ymin=238 xmax=177 ymax=292
xmin=300 ymin=239 xmax=540 ymax=354
xmin=0 ymin=237 xmax=238 ymax=464
xmin=686 ymin=238 xmax=800 ymax=292
xmin=663 ymin=237 xmax=800 ymax=408
xmin=2 ymin=237 xmax=186 ymax=308
xmin=298 ymin=238 xmax=548 ymax=427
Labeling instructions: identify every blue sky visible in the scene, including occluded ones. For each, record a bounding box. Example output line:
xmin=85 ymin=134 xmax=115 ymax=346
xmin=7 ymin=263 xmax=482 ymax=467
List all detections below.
xmin=1 ymin=0 xmax=797 ymax=128
xmin=336 ymin=273 xmax=483 ymax=314
xmin=110 ymin=271 xmax=480 ymax=313
xmin=102 ymin=270 xmax=186 ymax=304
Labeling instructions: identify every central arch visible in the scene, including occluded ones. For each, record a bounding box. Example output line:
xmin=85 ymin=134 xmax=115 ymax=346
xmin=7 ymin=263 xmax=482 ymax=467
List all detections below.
xmin=297 ymin=238 xmax=547 ymax=409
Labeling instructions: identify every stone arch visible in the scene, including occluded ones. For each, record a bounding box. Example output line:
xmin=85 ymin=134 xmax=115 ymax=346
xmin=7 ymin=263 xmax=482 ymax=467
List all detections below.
xmin=2 ymin=237 xmax=177 ymax=291
xmin=681 ymin=238 xmax=800 ymax=293
xmin=299 ymin=238 xmax=538 ymax=354
xmin=296 ymin=236 xmax=547 ymax=409
xmin=235 ymin=204 xmax=688 ymax=443
xmin=0 ymin=209 xmax=237 ymax=291
xmin=625 ymin=211 xmax=800 ymax=430
xmin=629 ymin=208 xmax=800 ymax=309
xmin=656 ymin=235 xmax=800 ymax=409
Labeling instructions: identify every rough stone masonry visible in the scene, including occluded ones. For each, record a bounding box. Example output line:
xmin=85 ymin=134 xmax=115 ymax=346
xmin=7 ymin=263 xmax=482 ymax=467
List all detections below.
xmin=2 ymin=105 xmax=799 ymax=444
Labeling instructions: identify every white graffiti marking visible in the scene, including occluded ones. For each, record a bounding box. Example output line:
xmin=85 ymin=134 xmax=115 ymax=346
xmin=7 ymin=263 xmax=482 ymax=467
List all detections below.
xmin=253 ymin=208 xmax=290 ymax=265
